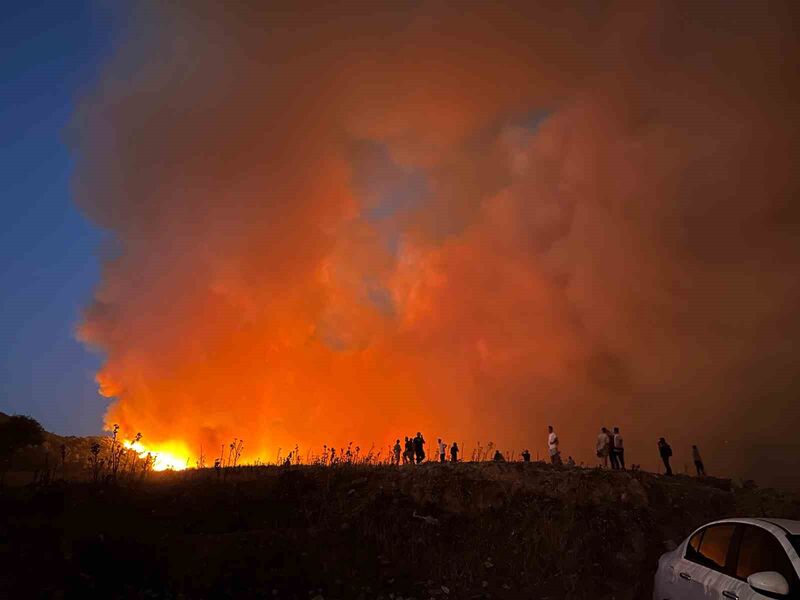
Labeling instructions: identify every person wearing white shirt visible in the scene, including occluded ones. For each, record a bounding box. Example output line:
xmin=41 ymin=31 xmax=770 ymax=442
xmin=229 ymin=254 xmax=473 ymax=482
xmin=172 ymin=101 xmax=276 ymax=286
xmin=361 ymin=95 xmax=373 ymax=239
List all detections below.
xmin=547 ymin=425 xmax=562 ymax=465
xmin=596 ymin=427 xmax=610 ymax=468
xmin=438 ymin=438 xmax=447 ymax=463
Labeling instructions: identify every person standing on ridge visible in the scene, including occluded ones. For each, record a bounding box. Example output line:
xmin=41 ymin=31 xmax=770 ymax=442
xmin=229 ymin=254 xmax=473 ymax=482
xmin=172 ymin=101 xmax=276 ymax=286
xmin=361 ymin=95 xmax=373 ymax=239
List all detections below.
xmin=521 ymin=449 xmax=531 ymax=463
xmin=608 ymin=428 xmax=619 ymax=469
xmin=612 ymin=427 xmax=625 ymax=470
xmin=547 ymin=425 xmax=562 ymax=465
xmin=403 ymin=436 xmax=413 ymax=464
xmin=692 ymin=445 xmax=705 ymax=476
xmin=437 ymin=438 xmax=447 ymax=463
xmin=658 ymin=437 xmax=673 ymax=475
xmin=393 ymin=439 xmax=401 ymax=465
xmin=450 ymin=441 xmax=459 ymax=463
xmin=597 ymin=427 xmax=610 ymax=468
xmin=413 ymin=432 xmax=426 ymax=464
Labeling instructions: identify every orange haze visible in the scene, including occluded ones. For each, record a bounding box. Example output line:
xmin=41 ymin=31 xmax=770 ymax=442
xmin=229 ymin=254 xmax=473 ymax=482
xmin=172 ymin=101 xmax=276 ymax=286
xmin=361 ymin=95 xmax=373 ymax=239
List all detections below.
xmin=73 ymin=1 xmax=800 ymax=484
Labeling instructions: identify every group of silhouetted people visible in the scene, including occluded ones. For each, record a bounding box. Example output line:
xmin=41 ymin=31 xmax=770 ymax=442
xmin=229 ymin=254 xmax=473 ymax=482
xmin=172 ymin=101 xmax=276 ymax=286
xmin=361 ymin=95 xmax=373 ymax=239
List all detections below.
xmin=546 ymin=425 xmax=706 ymax=477
xmin=393 ymin=433 xmax=460 ymax=465
xmin=391 ymin=426 xmax=707 ymax=477
xmin=594 ymin=426 xmax=625 ymax=470
xmin=656 ymin=438 xmax=705 ymax=477
xmin=398 ymin=433 xmax=425 ymax=464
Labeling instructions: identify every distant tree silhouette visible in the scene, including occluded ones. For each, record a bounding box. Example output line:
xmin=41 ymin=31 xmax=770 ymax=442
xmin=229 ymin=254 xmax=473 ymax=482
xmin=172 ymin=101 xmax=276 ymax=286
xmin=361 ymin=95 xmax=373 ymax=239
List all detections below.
xmin=0 ymin=415 xmax=45 ymax=456
xmin=0 ymin=415 xmax=45 ymax=478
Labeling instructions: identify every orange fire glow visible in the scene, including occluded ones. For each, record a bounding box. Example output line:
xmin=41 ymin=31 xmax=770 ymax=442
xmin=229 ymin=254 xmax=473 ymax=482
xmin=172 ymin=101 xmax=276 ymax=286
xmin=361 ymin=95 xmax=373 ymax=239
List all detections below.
xmin=123 ymin=440 xmax=191 ymax=472
xmin=74 ymin=2 xmax=800 ymax=483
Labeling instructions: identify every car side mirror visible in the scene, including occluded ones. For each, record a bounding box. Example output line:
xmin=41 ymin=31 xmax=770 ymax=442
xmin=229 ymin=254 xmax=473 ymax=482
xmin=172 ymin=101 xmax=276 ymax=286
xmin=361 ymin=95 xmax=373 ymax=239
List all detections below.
xmin=747 ymin=571 xmax=789 ymax=596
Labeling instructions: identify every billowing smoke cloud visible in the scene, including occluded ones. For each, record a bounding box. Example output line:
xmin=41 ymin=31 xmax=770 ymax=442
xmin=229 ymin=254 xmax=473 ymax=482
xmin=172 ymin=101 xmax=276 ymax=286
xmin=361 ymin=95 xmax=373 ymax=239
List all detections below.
xmin=73 ymin=1 xmax=800 ymax=484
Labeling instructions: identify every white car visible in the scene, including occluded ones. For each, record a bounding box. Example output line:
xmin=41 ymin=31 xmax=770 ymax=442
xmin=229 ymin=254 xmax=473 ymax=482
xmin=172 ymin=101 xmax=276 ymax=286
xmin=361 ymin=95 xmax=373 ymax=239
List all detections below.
xmin=654 ymin=517 xmax=800 ymax=599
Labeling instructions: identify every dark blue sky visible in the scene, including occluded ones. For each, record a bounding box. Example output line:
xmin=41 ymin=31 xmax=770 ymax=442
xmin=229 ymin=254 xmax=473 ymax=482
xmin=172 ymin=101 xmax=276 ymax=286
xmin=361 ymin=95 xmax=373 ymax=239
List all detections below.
xmin=0 ymin=1 xmax=124 ymax=435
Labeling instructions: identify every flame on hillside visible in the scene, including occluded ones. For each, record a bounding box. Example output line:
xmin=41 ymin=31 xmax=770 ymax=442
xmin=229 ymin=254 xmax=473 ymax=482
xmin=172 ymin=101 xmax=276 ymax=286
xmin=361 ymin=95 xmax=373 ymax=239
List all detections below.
xmin=123 ymin=439 xmax=190 ymax=472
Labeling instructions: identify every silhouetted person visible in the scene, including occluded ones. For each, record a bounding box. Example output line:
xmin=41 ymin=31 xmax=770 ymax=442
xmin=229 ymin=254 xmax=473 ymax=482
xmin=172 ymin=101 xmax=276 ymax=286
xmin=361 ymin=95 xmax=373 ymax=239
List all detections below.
xmin=393 ymin=439 xmax=401 ymax=465
xmin=403 ymin=436 xmax=413 ymax=464
xmin=566 ymin=456 xmax=576 ymax=467
xmin=450 ymin=442 xmax=459 ymax=463
xmin=438 ymin=438 xmax=446 ymax=463
xmin=609 ymin=439 xmax=619 ymax=470
xmin=493 ymin=450 xmax=505 ymax=462
xmin=597 ymin=427 xmax=610 ymax=468
xmin=521 ymin=449 xmax=531 ymax=463
xmin=547 ymin=425 xmax=562 ymax=465
xmin=692 ymin=445 xmax=705 ymax=476
xmin=658 ymin=437 xmax=673 ymax=475
xmin=608 ymin=427 xmax=619 ymax=469
xmin=413 ymin=432 xmax=426 ymax=464
xmin=613 ymin=427 xmax=625 ymax=470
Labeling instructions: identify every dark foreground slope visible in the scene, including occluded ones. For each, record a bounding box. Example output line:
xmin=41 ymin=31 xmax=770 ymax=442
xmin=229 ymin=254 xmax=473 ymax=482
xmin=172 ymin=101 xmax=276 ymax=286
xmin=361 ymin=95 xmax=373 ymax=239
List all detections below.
xmin=2 ymin=463 xmax=798 ymax=599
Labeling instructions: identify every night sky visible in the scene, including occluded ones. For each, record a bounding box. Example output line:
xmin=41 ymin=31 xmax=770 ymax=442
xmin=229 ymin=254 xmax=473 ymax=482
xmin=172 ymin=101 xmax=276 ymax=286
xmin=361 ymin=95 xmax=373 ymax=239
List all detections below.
xmin=0 ymin=1 xmax=122 ymax=434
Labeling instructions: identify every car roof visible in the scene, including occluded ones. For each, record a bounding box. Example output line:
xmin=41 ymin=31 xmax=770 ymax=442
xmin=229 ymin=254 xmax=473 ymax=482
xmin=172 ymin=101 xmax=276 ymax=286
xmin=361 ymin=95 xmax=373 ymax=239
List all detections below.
xmin=756 ymin=518 xmax=800 ymax=535
xmin=692 ymin=518 xmax=800 ymax=535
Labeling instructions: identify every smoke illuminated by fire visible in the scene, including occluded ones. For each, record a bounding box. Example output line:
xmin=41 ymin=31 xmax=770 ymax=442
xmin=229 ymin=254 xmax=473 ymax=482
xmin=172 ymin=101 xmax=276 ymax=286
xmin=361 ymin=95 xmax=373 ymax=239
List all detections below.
xmin=73 ymin=2 xmax=800 ymax=484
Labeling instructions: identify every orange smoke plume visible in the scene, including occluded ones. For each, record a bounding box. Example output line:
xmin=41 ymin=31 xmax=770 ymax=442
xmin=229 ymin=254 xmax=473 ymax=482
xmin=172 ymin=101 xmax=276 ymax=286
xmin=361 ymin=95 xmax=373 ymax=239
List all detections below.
xmin=73 ymin=1 xmax=800 ymax=484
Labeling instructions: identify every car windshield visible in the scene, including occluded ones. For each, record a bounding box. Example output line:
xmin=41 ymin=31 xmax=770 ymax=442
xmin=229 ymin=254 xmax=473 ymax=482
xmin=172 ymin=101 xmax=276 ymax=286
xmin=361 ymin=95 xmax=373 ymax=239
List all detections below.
xmin=790 ymin=535 xmax=800 ymax=557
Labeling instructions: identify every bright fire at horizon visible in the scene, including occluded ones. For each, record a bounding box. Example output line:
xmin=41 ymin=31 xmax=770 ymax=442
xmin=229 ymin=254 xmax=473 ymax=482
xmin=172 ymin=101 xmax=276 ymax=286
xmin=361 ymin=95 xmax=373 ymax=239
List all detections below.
xmin=123 ymin=440 xmax=190 ymax=472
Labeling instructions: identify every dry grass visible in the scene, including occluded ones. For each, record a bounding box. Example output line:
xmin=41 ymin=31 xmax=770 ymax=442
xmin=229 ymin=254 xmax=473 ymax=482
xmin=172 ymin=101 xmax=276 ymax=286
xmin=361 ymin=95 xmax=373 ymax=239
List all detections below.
xmin=4 ymin=426 xmax=799 ymax=598
xmin=3 ymin=459 xmax=799 ymax=599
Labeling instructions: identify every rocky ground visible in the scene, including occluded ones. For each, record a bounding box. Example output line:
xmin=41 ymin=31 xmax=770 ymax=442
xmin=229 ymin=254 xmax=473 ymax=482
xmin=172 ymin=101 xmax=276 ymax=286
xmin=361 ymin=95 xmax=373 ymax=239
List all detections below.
xmin=2 ymin=461 xmax=799 ymax=599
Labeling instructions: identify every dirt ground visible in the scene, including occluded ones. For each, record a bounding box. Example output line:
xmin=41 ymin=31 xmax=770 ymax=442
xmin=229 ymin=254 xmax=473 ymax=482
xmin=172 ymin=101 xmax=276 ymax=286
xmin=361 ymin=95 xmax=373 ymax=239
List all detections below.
xmin=1 ymin=462 xmax=798 ymax=599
